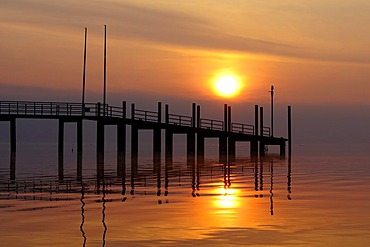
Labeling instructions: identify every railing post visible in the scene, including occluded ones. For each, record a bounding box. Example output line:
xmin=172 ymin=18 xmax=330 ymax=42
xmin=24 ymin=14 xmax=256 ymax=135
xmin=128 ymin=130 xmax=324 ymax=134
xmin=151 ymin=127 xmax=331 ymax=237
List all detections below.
xmin=196 ymin=105 xmax=201 ymax=128
xmin=228 ymin=106 xmax=231 ymax=132
xmin=224 ymin=104 xmax=228 ymax=132
xmin=34 ymin=102 xmax=36 ymax=115
xmin=255 ymin=105 xmax=259 ymax=136
xmin=157 ymin=102 xmax=162 ymax=123
xmin=192 ymin=103 xmax=196 ymax=128
xmin=25 ymin=104 xmax=27 ymax=115
xmin=97 ymin=102 xmax=101 ymax=117
xmin=131 ymin=103 xmax=135 ymax=120
xmin=165 ymin=104 xmax=169 ymax=124
xmin=122 ymin=101 xmax=126 ymax=119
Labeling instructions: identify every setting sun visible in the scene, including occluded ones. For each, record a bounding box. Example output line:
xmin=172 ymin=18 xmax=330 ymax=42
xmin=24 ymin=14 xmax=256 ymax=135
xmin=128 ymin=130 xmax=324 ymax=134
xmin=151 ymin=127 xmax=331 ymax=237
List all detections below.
xmin=213 ymin=72 xmax=243 ymax=98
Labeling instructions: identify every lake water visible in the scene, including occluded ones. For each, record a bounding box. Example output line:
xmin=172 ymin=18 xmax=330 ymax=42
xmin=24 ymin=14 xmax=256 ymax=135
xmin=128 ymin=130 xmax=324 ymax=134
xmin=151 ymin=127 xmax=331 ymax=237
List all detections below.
xmin=0 ymin=143 xmax=369 ymax=246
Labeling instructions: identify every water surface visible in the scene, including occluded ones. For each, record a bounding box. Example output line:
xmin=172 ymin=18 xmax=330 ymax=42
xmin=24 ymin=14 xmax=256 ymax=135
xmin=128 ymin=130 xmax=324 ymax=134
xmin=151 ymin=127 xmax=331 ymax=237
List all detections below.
xmin=0 ymin=143 xmax=369 ymax=246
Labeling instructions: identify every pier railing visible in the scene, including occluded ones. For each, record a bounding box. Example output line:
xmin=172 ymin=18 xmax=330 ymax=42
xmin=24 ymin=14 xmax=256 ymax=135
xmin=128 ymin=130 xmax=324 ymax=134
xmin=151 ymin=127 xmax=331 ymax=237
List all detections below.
xmin=168 ymin=114 xmax=193 ymax=127
xmin=133 ymin=109 xmax=159 ymax=122
xmin=0 ymin=101 xmax=128 ymax=118
xmin=0 ymin=100 xmax=272 ymax=136
xmin=231 ymin=122 xmax=254 ymax=135
xmin=200 ymin=118 xmax=224 ymax=131
xmin=263 ymin=126 xmax=271 ymax=137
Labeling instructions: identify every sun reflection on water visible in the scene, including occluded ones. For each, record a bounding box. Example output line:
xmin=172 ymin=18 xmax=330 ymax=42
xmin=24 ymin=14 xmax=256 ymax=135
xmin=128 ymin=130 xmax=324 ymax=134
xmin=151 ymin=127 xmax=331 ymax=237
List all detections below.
xmin=213 ymin=186 xmax=241 ymax=211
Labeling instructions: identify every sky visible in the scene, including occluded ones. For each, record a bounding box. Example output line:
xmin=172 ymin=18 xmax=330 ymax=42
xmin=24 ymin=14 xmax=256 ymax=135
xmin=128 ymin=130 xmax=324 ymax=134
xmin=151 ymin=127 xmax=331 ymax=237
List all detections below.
xmin=1 ymin=0 xmax=370 ymax=145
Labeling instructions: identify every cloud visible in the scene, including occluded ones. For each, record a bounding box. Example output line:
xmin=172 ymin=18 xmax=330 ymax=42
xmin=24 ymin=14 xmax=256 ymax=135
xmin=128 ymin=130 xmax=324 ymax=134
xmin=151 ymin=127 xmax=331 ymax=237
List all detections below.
xmin=2 ymin=1 xmax=370 ymax=65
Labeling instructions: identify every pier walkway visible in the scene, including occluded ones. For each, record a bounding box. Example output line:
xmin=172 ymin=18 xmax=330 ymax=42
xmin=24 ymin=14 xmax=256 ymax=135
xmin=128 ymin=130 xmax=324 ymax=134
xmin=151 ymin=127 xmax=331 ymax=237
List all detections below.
xmin=0 ymin=100 xmax=290 ymax=180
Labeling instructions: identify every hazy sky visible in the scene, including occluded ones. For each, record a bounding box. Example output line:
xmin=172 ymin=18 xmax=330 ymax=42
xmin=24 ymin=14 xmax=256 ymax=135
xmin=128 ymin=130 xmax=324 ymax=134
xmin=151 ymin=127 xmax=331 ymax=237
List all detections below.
xmin=1 ymin=0 xmax=370 ymax=144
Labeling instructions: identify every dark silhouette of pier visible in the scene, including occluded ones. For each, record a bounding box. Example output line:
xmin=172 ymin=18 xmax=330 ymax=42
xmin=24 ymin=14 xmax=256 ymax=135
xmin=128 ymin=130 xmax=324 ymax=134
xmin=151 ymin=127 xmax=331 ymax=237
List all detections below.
xmin=0 ymin=100 xmax=291 ymax=180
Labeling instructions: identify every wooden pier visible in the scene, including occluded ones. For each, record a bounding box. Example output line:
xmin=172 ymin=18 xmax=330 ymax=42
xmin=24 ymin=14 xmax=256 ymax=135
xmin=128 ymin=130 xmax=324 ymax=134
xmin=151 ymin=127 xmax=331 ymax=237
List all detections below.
xmin=0 ymin=100 xmax=291 ymax=180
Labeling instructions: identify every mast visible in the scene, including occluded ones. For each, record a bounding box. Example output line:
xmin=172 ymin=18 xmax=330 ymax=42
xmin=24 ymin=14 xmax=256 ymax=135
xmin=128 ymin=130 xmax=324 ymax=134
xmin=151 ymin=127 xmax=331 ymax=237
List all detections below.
xmin=103 ymin=25 xmax=107 ymax=116
xmin=82 ymin=27 xmax=87 ymax=115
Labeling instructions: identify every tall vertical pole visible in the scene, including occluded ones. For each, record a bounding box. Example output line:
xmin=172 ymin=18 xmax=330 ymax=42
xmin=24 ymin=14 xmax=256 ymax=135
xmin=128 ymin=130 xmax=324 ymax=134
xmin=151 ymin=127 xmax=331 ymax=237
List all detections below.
xmin=192 ymin=103 xmax=196 ymax=128
xmin=270 ymin=85 xmax=274 ymax=137
xmin=288 ymin=105 xmax=292 ymax=157
xmin=227 ymin=106 xmax=231 ymax=132
xmin=224 ymin=104 xmax=228 ymax=132
xmin=82 ymin=27 xmax=87 ymax=116
xmin=103 ymin=25 xmax=107 ymax=116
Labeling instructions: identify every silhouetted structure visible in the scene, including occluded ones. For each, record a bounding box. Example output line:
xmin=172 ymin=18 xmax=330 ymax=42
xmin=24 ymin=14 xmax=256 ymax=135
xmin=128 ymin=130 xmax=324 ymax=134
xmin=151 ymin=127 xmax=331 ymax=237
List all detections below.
xmin=0 ymin=100 xmax=290 ymax=179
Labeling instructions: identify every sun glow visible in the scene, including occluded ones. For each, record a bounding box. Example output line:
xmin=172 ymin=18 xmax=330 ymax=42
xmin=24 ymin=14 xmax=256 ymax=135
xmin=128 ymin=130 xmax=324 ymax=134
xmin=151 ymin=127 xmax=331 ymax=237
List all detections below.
xmin=213 ymin=72 xmax=243 ymax=98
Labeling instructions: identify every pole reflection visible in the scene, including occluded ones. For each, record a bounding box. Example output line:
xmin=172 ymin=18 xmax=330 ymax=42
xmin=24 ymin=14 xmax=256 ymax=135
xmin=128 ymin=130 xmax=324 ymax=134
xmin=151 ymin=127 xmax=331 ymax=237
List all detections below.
xmin=80 ymin=183 xmax=86 ymax=247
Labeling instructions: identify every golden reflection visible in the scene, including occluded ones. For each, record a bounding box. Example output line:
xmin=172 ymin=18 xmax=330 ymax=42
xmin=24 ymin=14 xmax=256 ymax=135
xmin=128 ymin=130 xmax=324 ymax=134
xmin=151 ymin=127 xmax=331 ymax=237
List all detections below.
xmin=213 ymin=186 xmax=240 ymax=210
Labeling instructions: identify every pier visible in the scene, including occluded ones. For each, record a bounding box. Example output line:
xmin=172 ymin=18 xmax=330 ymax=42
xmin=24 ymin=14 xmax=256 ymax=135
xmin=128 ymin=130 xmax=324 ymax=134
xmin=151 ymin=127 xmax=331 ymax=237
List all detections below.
xmin=0 ymin=100 xmax=291 ymax=180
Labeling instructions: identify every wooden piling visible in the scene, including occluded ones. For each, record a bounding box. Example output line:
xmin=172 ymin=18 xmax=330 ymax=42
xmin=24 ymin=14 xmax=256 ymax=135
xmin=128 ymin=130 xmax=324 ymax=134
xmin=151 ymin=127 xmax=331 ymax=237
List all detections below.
xmin=165 ymin=130 xmax=173 ymax=164
xmin=228 ymin=137 xmax=236 ymax=163
xmin=77 ymin=119 xmax=83 ymax=180
xmin=96 ymin=120 xmax=105 ymax=178
xmin=197 ymin=134 xmax=204 ymax=164
xmin=117 ymin=101 xmax=126 ymax=177
xmin=131 ymin=126 xmax=138 ymax=174
xmin=153 ymin=102 xmax=162 ymax=164
xmin=117 ymin=122 xmax=126 ymax=177
xmin=58 ymin=119 xmax=64 ymax=180
xmin=219 ymin=136 xmax=227 ymax=164
xmin=187 ymin=132 xmax=196 ymax=164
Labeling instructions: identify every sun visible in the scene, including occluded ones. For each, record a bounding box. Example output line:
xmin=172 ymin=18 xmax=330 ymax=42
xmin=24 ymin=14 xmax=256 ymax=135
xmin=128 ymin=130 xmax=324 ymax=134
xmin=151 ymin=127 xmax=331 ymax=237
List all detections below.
xmin=213 ymin=72 xmax=242 ymax=98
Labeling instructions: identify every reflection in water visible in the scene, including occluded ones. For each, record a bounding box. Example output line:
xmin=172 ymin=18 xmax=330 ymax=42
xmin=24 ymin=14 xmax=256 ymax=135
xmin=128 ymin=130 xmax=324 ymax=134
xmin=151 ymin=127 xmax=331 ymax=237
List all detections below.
xmin=0 ymin=155 xmax=293 ymax=245
xmin=269 ymin=159 xmax=274 ymax=216
xmin=80 ymin=183 xmax=86 ymax=247
xmin=287 ymin=157 xmax=292 ymax=200
xmin=102 ymin=183 xmax=107 ymax=247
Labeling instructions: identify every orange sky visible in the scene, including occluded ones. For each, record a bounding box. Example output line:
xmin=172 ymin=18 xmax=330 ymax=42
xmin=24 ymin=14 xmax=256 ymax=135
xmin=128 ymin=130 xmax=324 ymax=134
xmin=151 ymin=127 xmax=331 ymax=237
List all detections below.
xmin=1 ymin=0 xmax=370 ymax=105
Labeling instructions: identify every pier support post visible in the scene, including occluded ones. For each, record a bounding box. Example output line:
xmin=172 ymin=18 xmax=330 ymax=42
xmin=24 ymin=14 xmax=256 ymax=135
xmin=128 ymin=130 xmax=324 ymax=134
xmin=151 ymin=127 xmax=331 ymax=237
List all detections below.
xmin=10 ymin=118 xmax=16 ymax=180
xmin=219 ymin=136 xmax=227 ymax=164
xmin=96 ymin=121 xmax=105 ymax=179
xmin=165 ymin=130 xmax=173 ymax=165
xmin=153 ymin=102 xmax=162 ymax=165
xmin=197 ymin=134 xmax=204 ymax=164
xmin=77 ymin=119 xmax=83 ymax=180
xmin=117 ymin=122 xmax=126 ymax=177
xmin=187 ymin=132 xmax=196 ymax=164
xmin=280 ymin=142 xmax=286 ymax=157
xmin=228 ymin=137 xmax=236 ymax=163
xmin=250 ymin=140 xmax=258 ymax=157
xmin=153 ymin=127 xmax=161 ymax=165
xmin=259 ymin=107 xmax=265 ymax=156
xmin=131 ymin=126 xmax=138 ymax=175
xmin=58 ymin=119 xmax=64 ymax=180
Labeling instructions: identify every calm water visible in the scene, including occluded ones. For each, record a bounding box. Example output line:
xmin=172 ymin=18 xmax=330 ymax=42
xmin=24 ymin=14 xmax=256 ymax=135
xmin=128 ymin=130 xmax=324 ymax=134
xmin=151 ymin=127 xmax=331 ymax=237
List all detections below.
xmin=0 ymin=143 xmax=370 ymax=246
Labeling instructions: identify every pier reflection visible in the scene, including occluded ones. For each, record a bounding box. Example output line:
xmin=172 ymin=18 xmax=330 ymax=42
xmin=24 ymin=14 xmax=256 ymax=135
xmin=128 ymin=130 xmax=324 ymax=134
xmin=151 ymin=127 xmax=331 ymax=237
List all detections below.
xmin=0 ymin=156 xmax=292 ymax=244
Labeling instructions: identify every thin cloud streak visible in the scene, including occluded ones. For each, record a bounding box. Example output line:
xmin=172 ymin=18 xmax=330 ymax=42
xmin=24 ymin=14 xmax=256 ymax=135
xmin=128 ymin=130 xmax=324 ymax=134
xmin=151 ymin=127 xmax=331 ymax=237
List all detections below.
xmin=2 ymin=0 xmax=370 ymax=64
